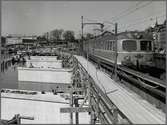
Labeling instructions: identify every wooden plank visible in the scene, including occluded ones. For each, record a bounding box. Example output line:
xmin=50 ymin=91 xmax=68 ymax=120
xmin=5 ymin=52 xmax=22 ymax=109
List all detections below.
xmin=60 ymin=107 xmax=91 ymax=113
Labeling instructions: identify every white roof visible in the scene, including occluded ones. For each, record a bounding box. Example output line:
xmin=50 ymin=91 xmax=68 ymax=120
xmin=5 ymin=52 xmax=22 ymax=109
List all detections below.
xmin=29 ymin=56 xmax=58 ymax=61
xmin=1 ymin=90 xmax=90 ymax=124
xmin=26 ymin=61 xmax=62 ymax=68
xmin=18 ymin=67 xmax=72 ymax=84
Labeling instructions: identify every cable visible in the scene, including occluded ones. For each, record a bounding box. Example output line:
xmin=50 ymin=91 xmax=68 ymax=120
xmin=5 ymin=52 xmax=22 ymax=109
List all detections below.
xmin=118 ymin=14 xmax=165 ymax=30
xmin=109 ymin=1 xmax=143 ymax=21
xmin=95 ymin=66 xmax=107 ymax=94
xmin=84 ymin=2 xmax=143 ymax=24
xmin=85 ymin=43 xmax=107 ymax=94
xmin=112 ymin=1 xmax=153 ymax=21
xmin=118 ymin=9 xmax=165 ymax=24
xmin=84 ymin=17 xmax=99 ymax=23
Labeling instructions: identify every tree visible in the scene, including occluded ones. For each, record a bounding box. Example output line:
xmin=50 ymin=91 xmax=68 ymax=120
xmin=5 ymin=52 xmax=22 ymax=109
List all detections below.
xmin=1 ymin=36 xmax=6 ymax=47
xmin=85 ymin=33 xmax=94 ymax=40
xmin=63 ymin=30 xmax=75 ymax=42
xmin=51 ymin=29 xmax=64 ymax=41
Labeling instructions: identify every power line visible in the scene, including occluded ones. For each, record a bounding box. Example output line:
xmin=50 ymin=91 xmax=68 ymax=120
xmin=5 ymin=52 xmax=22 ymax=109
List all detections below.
xmin=109 ymin=1 xmax=143 ymax=21
xmin=118 ymin=14 xmax=165 ymax=31
xmin=118 ymin=9 xmax=165 ymax=24
xmin=84 ymin=17 xmax=99 ymax=23
xmin=112 ymin=1 xmax=153 ymax=21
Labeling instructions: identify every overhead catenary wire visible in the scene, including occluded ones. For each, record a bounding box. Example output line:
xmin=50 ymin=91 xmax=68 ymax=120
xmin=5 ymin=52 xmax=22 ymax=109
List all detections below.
xmin=82 ymin=0 xmax=164 ymax=33
xmin=118 ymin=8 xmax=165 ymax=24
xmin=84 ymin=17 xmax=99 ymax=23
xmin=112 ymin=1 xmax=153 ymax=21
xmin=84 ymin=1 xmax=143 ymax=24
xmin=109 ymin=1 xmax=144 ymax=21
xmin=118 ymin=14 xmax=165 ymax=31
xmin=95 ymin=65 xmax=107 ymax=94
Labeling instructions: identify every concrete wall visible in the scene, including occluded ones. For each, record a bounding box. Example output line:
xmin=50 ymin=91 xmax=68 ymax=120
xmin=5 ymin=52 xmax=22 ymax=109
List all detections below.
xmin=18 ymin=81 xmax=72 ymax=92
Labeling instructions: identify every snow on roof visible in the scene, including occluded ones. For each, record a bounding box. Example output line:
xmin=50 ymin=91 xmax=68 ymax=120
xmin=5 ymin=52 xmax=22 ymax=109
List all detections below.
xmin=30 ymin=56 xmax=58 ymax=60
xmin=1 ymin=90 xmax=90 ymax=124
xmin=18 ymin=67 xmax=72 ymax=84
xmin=26 ymin=61 xmax=62 ymax=68
xmin=1 ymin=97 xmax=70 ymax=124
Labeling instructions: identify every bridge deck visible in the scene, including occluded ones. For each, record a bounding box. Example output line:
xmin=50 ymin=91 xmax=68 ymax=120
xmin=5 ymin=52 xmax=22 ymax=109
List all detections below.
xmin=74 ymin=55 xmax=165 ymax=124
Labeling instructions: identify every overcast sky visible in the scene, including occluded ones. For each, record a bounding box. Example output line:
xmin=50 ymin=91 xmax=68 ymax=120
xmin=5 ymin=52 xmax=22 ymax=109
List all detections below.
xmin=2 ymin=1 xmax=166 ymax=37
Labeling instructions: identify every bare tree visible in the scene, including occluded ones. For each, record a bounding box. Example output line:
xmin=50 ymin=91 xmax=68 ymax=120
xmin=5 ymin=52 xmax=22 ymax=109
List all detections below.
xmin=63 ymin=30 xmax=75 ymax=42
xmin=51 ymin=29 xmax=64 ymax=41
xmin=85 ymin=33 xmax=94 ymax=40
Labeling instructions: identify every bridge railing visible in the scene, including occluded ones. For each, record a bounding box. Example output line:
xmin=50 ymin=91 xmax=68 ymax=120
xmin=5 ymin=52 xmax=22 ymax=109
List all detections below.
xmin=73 ymin=56 xmax=131 ymax=124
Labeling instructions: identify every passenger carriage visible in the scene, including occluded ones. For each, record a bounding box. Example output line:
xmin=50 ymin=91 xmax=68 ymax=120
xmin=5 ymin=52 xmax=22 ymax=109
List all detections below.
xmin=83 ymin=31 xmax=154 ymax=69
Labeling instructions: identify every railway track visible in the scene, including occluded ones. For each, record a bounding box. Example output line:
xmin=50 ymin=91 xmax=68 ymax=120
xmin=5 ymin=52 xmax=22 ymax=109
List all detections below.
xmin=87 ymin=54 xmax=166 ymax=104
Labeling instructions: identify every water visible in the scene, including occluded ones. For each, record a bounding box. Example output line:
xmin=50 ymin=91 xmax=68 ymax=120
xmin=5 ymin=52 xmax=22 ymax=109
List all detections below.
xmin=0 ymin=63 xmax=20 ymax=89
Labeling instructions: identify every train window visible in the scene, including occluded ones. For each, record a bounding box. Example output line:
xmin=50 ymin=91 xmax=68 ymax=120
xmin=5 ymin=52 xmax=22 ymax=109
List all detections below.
xmin=107 ymin=41 xmax=110 ymax=50
xmin=102 ymin=41 xmax=104 ymax=50
xmin=113 ymin=41 xmax=116 ymax=51
xmin=103 ymin=41 xmax=105 ymax=50
xmin=122 ymin=40 xmax=137 ymax=51
xmin=105 ymin=41 xmax=107 ymax=50
xmin=140 ymin=40 xmax=152 ymax=51
xmin=108 ymin=41 xmax=110 ymax=50
xmin=110 ymin=41 xmax=113 ymax=50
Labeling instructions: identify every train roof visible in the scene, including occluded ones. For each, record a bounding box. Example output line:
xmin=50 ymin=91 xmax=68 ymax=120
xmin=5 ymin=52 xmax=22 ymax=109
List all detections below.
xmin=117 ymin=31 xmax=153 ymax=40
xmin=84 ymin=30 xmax=153 ymax=43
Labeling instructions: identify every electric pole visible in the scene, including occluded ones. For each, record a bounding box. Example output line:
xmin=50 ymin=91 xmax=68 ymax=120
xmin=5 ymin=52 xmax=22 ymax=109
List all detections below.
xmin=81 ymin=16 xmax=84 ymax=55
xmin=81 ymin=16 xmax=104 ymax=55
xmin=114 ymin=23 xmax=118 ymax=81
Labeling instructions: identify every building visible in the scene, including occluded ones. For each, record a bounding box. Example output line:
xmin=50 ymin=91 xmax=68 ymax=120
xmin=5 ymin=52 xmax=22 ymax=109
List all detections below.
xmin=5 ymin=35 xmax=37 ymax=46
xmin=6 ymin=37 xmax=22 ymax=46
xmin=153 ymin=20 xmax=166 ymax=50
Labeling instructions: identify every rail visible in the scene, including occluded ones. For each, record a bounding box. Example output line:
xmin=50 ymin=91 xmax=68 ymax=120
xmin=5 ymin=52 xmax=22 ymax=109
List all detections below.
xmin=92 ymin=54 xmax=165 ymax=87
xmin=89 ymin=54 xmax=166 ymax=101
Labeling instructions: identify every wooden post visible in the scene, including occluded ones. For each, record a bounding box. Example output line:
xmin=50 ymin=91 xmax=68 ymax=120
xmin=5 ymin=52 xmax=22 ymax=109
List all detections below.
xmin=74 ymin=98 xmax=79 ymax=124
xmin=16 ymin=114 xmax=21 ymax=124
xmin=90 ymin=110 xmax=96 ymax=124
xmin=114 ymin=23 xmax=118 ymax=81
xmin=81 ymin=16 xmax=84 ymax=55
xmin=113 ymin=107 xmax=118 ymax=124
xmin=70 ymin=91 xmax=73 ymax=124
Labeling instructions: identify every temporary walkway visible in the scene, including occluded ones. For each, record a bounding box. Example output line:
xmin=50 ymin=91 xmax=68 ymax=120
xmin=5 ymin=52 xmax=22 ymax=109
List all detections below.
xmin=74 ymin=55 xmax=165 ymax=124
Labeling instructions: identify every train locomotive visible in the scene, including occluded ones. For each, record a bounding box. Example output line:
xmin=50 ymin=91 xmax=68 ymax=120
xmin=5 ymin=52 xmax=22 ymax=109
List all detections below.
xmin=83 ymin=31 xmax=154 ymax=71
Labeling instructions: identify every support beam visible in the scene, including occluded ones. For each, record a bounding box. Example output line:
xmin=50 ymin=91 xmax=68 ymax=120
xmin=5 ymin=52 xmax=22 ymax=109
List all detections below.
xmin=70 ymin=91 xmax=73 ymax=124
xmin=74 ymin=98 xmax=79 ymax=124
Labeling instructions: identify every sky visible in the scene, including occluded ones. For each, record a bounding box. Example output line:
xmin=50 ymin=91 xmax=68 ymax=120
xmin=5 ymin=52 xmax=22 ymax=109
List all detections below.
xmin=2 ymin=1 xmax=166 ymax=38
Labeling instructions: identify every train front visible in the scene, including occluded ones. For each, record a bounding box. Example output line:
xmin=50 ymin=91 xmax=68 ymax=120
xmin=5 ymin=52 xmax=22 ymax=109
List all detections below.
xmin=120 ymin=39 xmax=154 ymax=70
